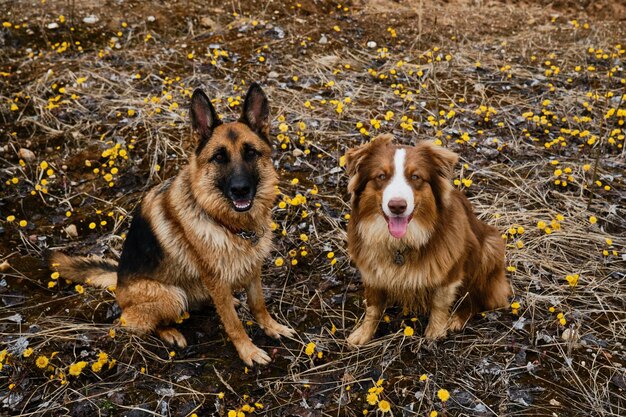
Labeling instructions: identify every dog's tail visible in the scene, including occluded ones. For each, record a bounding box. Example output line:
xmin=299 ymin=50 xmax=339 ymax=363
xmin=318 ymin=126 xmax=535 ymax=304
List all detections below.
xmin=49 ymin=252 xmax=118 ymax=288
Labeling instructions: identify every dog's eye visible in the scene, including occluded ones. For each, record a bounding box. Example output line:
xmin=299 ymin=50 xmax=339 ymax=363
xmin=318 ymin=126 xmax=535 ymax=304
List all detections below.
xmin=411 ymin=174 xmax=420 ymax=181
xmin=211 ymin=152 xmax=227 ymax=163
xmin=377 ymin=173 xmax=386 ymax=180
xmin=246 ymin=149 xmax=258 ymax=159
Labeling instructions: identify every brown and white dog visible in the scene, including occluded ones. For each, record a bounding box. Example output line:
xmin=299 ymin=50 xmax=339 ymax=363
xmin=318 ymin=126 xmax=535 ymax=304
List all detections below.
xmin=345 ymin=134 xmax=511 ymax=345
xmin=50 ymin=83 xmax=295 ymax=366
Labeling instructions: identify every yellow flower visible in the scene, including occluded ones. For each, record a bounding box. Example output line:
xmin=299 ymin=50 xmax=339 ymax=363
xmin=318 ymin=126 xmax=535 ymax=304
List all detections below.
xmin=97 ymin=352 xmax=109 ymax=363
xmin=274 ymin=257 xmax=284 ymax=267
xmin=19 ymin=220 xmax=27 ymax=227
xmin=430 ymin=412 xmax=439 ymax=417
xmin=68 ymin=361 xmax=87 ymax=376
xmin=378 ymin=400 xmax=391 ymax=412
xmin=366 ymin=392 xmax=378 ymax=405
xmin=36 ymin=356 xmax=49 ymax=368
xmin=91 ymin=361 xmax=103 ymax=372
xmin=23 ymin=348 xmax=33 ymax=358
xmin=305 ymin=342 xmax=315 ymax=356
xmin=589 ymin=216 xmax=597 ymax=224
xmin=566 ymin=274 xmax=579 ymax=287
xmin=437 ymin=388 xmax=450 ymax=402
xmin=6 ymin=215 xmax=15 ymax=222
xmin=0 ymin=349 xmax=7 ymax=362
xmin=75 ymin=285 xmax=84 ymax=294
xmin=537 ymin=221 xmax=546 ymax=229
xmin=403 ymin=326 xmax=414 ymax=337
xmin=420 ymin=374 xmax=428 ymax=381
xmin=327 ymin=252 xmax=335 ymax=259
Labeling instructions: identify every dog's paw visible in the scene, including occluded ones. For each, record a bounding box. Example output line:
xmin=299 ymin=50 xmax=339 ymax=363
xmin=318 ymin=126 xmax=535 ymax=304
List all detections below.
xmin=156 ymin=327 xmax=188 ymax=348
xmin=238 ymin=343 xmax=271 ymax=367
xmin=424 ymin=323 xmax=447 ymax=340
xmin=262 ymin=319 xmax=296 ymax=339
xmin=347 ymin=326 xmax=374 ymax=346
xmin=447 ymin=315 xmax=466 ymax=333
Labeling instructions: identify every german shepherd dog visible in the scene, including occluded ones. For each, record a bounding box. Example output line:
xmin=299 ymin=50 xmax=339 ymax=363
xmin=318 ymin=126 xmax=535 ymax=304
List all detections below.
xmin=51 ymin=83 xmax=295 ymax=366
xmin=345 ymin=135 xmax=511 ymax=345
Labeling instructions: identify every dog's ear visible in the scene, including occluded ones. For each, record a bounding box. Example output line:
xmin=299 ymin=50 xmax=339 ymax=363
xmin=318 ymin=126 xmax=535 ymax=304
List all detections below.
xmin=345 ymin=134 xmax=393 ymax=177
xmin=429 ymin=143 xmax=459 ymax=179
xmin=190 ymin=88 xmax=221 ymax=154
xmin=240 ymin=82 xmax=270 ymax=141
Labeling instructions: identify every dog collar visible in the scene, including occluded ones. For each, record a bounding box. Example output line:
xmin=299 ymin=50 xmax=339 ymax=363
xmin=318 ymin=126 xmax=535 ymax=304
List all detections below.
xmin=236 ymin=229 xmax=262 ymax=245
xmin=393 ymin=247 xmax=408 ymax=265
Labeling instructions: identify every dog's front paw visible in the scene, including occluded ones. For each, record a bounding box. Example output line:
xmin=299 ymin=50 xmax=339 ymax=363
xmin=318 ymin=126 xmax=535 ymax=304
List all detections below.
xmin=262 ymin=319 xmax=296 ymax=339
xmin=156 ymin=327 xmax=188 ymax=348
xmin=424 ymin=322 xmax=447 ymax=340
xmin=238 ymin=342 xmax=271 ymax=367
xmin=447 ymin=314 xmax=466 ymax=333
xmin=347 ymin=325 xmax=374 ymax=346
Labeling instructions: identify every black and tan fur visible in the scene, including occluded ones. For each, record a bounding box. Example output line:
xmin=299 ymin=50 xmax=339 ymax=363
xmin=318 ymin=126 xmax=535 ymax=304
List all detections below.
xmin=51 ymin=83 xmax=294 ymax=366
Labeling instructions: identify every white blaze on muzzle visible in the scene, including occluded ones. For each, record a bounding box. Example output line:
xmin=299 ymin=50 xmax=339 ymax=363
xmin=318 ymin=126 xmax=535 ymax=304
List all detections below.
xmin=382 ymin=148 xmax=415 ymax=239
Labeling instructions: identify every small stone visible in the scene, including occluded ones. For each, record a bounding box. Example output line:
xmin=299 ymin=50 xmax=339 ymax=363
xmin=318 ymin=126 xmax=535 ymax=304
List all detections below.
xmin=268 ymin=71 xmax=279 ymax=78
xmin=47 ymin=22 xmax=59 ymax=29
xmin=18 ymin=148 xmax=36 ymax=162
xmin=292 ymin=149 xmax=304 ymax=157
xmin=366 ymin=41 xmax=377 ymax=48
xmin=561 ymin=328 xmax=579 ymax=342
xmin=147 ymin=16 xmax=156 ymax=22
xmin=64 ymin=224 xmax=78 ymax=238
xmin=83 ymin=15 xmax=99 ymax=24
xmin=319 ymin=35 xmax=328 ymax=44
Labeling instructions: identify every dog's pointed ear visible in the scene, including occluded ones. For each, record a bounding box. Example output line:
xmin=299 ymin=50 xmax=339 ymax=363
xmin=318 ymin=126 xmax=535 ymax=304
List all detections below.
xmin=190 ymin=89 xmax=221 ymax=154
xmin=240 ymin=82 xmax=270 ymax=141
xmin=429 ymin=143 xmax=459 ymax=179
xmin=345 ymin=134 xmax=393 ymax=177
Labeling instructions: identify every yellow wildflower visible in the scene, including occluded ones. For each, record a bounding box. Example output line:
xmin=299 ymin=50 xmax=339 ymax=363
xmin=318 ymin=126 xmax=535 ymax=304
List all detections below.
xmin=378 ymin=400 xmax=391 ymax=412
xmin=68 ymin=361 xmax=88 ymax=376
xmin=36 ymin=356 xmax=49 ymax=368
xmin=437 ymin=388 xmax=450 ymax=402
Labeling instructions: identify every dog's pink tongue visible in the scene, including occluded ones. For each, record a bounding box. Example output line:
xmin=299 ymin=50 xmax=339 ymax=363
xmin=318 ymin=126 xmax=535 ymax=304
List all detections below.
xmin=388 ymin=216 xmax=409 ymax=239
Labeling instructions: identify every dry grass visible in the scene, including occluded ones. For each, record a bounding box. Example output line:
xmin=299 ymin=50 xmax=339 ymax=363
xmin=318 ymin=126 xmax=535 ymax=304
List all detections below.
xmin=0 ymin=0 xmax=625 ymax=416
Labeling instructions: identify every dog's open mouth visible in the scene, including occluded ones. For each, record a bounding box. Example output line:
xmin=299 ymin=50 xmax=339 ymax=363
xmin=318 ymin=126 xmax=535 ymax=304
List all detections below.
xmin=384 ymin=214 xmax=412 ymax=239
xmin=232 ymin=199 xmax=253 ymax=212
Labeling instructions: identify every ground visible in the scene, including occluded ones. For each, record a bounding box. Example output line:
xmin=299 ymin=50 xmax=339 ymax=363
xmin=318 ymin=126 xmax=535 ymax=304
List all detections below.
xmin=0 ymin=0 xmax=625 ymax=416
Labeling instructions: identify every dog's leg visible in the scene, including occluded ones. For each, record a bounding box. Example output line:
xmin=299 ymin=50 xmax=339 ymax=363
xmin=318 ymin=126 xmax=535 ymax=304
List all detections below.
xmin=246 ymin=273 xmax=295 ymax=339
xmin=209 ymin=281 xmax=271 ymax=366
xmin=347 ymin=286 xmax=386 ymax=346
xmin=425 ymin=281 xmax=462 ymax=339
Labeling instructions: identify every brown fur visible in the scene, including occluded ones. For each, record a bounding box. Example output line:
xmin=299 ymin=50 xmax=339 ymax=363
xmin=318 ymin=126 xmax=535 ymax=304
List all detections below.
xmin=50 ymin=84 xmax=294 ymax=366
xmin=345 ymin=135 xmax=511 ymax=344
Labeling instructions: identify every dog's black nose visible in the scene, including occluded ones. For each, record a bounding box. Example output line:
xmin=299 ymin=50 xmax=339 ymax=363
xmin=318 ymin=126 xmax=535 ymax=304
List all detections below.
xmin=388 ymin=198 xmax=407 ymax=215
xmin=229 ymin=179 xmax=252 ymax=198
